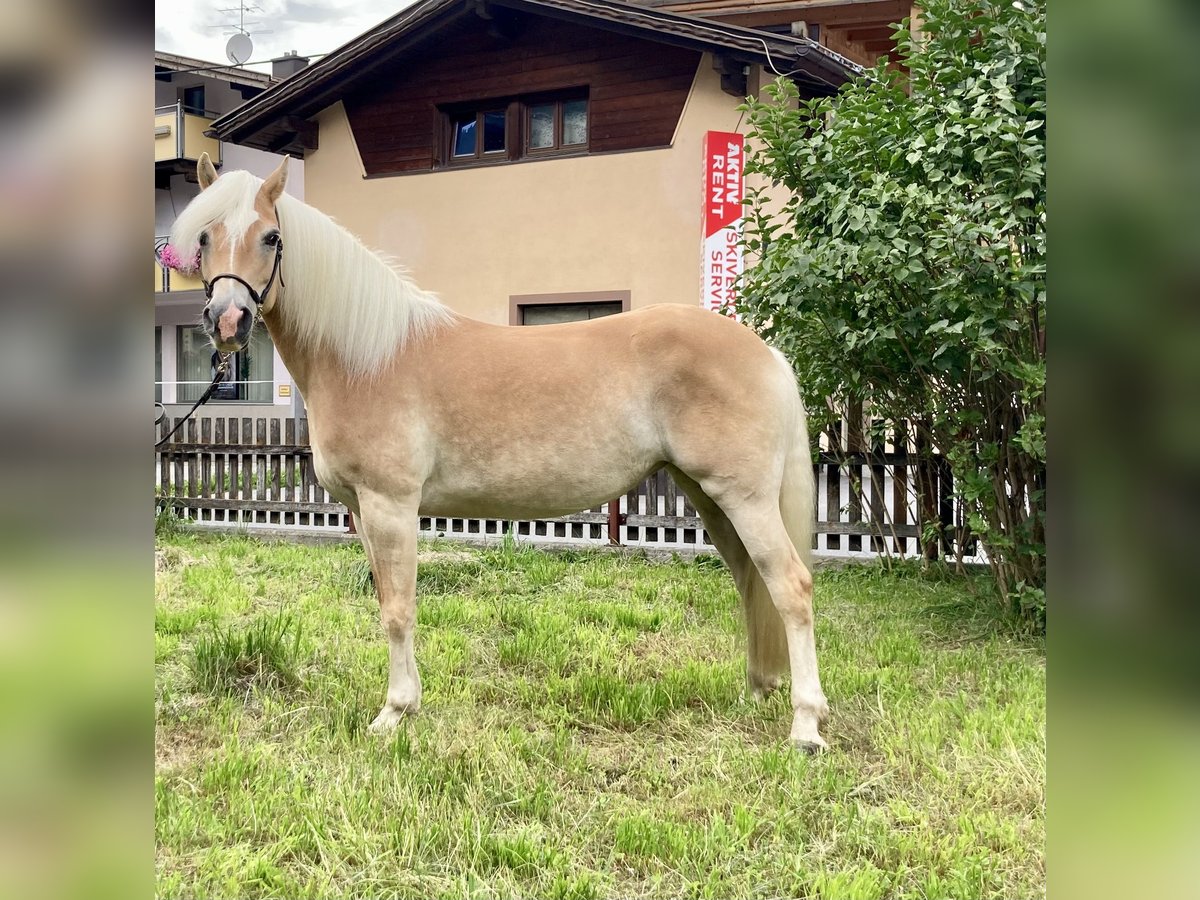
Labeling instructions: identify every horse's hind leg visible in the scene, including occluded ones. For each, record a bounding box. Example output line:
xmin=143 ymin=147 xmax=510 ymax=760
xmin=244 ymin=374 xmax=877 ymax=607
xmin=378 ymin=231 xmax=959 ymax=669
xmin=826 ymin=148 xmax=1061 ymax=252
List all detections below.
xmin=716 ymin=495 xmax=828 ymax=751
xmin=667 ymin=466 xmax=788 ymax=699
xmin=356 ymin=491 xmax=422 ymax=733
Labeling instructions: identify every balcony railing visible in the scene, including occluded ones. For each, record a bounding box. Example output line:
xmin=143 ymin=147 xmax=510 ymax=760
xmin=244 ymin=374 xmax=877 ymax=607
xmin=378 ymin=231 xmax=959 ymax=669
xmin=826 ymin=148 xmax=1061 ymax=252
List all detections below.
xmin=155 ymin=237 xmax=204 ymax=293
xmin=155 ymin=102 xmax=221 ymax=165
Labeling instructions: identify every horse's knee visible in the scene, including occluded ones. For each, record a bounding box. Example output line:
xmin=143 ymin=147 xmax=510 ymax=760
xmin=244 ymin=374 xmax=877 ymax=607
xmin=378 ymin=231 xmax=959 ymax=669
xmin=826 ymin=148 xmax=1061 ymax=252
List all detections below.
xmin=380 ymin=604 xmax=415 ymax=639
xmin=768 ymin=558 xmax=813 ymax=627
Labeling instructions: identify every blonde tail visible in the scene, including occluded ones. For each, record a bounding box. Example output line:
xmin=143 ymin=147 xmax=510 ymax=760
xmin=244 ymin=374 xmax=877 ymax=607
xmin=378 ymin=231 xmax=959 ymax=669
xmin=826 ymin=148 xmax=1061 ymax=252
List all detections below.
xmin=744 ymin=351 xmax=815 ymax=695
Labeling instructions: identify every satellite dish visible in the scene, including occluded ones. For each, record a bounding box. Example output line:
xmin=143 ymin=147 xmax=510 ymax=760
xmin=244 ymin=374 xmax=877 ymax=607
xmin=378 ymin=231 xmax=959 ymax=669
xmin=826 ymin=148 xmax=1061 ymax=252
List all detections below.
xmin=226 ymin=32 xmax=253 ymax=65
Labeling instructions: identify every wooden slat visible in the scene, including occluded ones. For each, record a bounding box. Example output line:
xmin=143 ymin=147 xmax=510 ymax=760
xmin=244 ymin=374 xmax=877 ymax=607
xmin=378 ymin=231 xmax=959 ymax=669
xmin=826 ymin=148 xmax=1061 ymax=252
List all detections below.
xmin=625 ymin=513 xmax=701 ymax=528
xmin=186 ymin=419 xmax=198 ymax=498
xmin=818 ymin=521 xmax=920 ymax=537
xmin=270 ymin=419 xmax=281 ymax=502
xmin=938 ymin=456 xmax=954 ymax=556
xmin=158 ymin=419 xmax=169 ymax=501
xmin=915 ymin=418 xmax=937 ymax=560
xmin=825 ymin=419 xmax=841 ymax=551
xmin=892 ymin=420 xmax=907 ymax=551
xmin=545 ymin=511 xmax=609 ymax=524
xmin=200 ymin=418 xmax=212 ymax=499
xmin=166 ymin=498 xmax=345 ymax=514
xmin=869 ymin=417 xmax=886 ymax=552
xmin=256 ymin=418 xmax=267 ymax=504
xmin=214 ymin=418 xmax=226 ymax=503
xmin=172 ymin=418 xmax=184 ymax=499
xmin=228 ymin=418 xmax=240 ymax=500
xmin=846 ymin=401 xmax=863 ymax=552
xmin=298 ymin=418 xmax=311 ymax=503
xmin=285 ymin=418 xmax=296 ymax=504
xmin=242 ymin=418 xmax=253 ymax=502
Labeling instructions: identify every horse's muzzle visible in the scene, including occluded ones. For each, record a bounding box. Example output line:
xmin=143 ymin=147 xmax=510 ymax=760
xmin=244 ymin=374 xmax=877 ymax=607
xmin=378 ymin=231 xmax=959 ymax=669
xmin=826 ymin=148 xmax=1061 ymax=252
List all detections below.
xmin=204 ymin=301 xmax=254 ymax=351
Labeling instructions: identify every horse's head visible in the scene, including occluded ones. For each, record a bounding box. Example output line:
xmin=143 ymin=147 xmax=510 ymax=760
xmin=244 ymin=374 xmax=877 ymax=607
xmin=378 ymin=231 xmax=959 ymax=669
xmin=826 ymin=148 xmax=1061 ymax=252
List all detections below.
xmin=169 ymin=153 xmax=290 ymax=352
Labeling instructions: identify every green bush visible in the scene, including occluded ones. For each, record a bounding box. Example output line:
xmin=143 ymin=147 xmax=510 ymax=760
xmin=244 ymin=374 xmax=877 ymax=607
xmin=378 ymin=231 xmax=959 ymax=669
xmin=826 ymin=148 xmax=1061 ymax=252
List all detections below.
xmin=740 ymin=0 xmax=1045 ymax=618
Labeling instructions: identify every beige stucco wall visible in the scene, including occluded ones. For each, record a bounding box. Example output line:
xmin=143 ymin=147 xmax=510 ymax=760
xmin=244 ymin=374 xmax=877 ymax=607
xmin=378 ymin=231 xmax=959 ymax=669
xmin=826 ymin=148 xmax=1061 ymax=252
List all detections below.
xmin=303 ymin=54 xmax=747 ymax=324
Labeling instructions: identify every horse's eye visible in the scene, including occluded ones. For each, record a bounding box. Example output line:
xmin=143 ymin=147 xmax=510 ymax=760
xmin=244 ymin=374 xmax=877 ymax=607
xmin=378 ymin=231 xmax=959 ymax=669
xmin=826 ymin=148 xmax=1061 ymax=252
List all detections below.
xmin=263 ymin=232 xmax=279 ymax=247
xmin=199 ymin=232 xmax=208 ymax=247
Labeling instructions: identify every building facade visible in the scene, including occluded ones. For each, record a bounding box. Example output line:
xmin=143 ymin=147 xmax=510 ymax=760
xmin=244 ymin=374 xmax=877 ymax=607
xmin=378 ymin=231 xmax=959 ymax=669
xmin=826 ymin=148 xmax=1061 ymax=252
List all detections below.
xmin=203 ymin=0 xmax=905 ymax=351
xmin=154 ymin=52 xmax=308 ymax=420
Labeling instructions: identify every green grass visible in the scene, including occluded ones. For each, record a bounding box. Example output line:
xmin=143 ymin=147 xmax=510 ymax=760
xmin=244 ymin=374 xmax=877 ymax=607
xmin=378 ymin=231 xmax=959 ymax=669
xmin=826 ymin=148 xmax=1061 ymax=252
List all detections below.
xmin=155 ymin=532 xmax=1045 ymax=899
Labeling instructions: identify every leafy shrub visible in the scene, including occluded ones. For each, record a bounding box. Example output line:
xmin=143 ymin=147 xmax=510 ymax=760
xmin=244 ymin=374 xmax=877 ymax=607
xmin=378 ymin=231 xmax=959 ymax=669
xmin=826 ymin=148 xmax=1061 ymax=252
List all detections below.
xmin=740 ymin=0 xmax=1045 ymax=619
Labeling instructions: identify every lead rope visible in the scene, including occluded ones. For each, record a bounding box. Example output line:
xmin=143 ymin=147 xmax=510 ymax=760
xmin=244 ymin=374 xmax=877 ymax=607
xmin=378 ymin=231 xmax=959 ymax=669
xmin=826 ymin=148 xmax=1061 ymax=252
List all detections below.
xmin=155 ymin=352 xmax=234 ymax=448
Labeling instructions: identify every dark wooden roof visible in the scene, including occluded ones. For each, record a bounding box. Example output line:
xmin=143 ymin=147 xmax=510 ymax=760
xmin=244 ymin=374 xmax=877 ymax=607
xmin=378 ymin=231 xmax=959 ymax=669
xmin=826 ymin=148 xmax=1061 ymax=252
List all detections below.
xmin=208 ymin=0 xmax=860 ymax=156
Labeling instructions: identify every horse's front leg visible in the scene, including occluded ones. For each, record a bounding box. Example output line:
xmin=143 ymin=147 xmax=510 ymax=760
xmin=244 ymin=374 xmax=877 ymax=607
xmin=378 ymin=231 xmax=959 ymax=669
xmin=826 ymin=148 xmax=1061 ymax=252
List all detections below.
xmin=357 ymin=491 xmax=422 ymax=733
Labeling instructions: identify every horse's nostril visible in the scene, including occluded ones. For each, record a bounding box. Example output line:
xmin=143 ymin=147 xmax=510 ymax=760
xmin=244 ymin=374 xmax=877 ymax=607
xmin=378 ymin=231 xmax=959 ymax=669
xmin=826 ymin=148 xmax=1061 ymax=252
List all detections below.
xmin=240 ymin=307 xmax=253 ymax=331
xmin=202 ymin=307 xmax=214 ymax=329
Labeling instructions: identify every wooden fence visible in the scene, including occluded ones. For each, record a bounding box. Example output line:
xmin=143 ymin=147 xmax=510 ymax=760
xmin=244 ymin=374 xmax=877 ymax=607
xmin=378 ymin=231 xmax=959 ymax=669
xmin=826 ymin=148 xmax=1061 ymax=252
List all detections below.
xmin=155 ymin=415 xmax=980 ymax=561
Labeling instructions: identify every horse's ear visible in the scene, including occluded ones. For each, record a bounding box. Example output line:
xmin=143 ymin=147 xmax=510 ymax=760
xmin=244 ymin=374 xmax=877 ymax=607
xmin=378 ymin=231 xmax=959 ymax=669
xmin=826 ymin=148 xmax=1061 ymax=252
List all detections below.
xmin=197 ymin=153 xmax=218 ymax=190
xmin=259 ymin=155 xmax=290 ymax=206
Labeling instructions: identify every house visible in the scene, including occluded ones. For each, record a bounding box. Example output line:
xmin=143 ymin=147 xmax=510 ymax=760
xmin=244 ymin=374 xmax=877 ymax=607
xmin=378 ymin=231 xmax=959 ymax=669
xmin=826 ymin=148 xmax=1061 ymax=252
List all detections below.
xmin=202 ymin=0 xmax=872 ymax=344
xmin=154 ymin=51 xmax=308 ymax=419
xmin=637 ymin=0 xmax=920 ymax=68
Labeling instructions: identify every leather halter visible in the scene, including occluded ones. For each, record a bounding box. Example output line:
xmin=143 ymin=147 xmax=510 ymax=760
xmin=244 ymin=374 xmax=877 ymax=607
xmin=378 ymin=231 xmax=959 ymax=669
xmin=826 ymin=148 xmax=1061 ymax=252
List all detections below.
xmin=202 ymin=232 xmax=285 ymax=309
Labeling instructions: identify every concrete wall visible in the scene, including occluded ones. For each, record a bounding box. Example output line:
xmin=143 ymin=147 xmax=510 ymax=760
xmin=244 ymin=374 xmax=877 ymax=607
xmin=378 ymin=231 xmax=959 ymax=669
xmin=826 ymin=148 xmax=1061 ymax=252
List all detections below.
xmin=303 ymin=55 xmax=746 ymax=323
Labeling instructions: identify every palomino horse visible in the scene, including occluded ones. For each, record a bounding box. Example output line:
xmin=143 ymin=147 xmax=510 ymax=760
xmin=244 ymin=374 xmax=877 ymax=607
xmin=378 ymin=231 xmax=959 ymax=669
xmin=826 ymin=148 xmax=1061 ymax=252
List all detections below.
xmin=166 ymin=154 xmax=830 ymax=750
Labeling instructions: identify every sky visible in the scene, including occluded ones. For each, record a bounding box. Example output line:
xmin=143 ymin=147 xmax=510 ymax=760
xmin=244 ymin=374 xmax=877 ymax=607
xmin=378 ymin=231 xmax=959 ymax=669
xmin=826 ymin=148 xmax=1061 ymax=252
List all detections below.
xmin=154 ymin=0 xmax=416 ymax=74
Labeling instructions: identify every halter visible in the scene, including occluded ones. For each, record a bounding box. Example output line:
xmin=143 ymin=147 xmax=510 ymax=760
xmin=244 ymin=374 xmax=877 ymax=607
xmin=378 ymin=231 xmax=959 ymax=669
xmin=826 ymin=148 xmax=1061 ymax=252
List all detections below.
xmin=202 ymin=231 xmax=285 ymax=310
xmin=155 ymin=217 xmax=286 ymax=449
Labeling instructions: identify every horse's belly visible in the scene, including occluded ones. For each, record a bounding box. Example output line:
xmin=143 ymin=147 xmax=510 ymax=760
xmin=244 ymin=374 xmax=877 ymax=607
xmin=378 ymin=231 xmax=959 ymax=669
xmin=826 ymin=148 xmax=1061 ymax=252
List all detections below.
xmin=419 ymin=445 xmax=660 ymax=519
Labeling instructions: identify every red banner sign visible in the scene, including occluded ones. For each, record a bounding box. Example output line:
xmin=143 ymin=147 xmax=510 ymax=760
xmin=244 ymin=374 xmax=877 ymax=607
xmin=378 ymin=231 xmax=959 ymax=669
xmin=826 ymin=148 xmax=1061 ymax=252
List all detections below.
xmin=702 ymin=131 xmax=745 ymax=313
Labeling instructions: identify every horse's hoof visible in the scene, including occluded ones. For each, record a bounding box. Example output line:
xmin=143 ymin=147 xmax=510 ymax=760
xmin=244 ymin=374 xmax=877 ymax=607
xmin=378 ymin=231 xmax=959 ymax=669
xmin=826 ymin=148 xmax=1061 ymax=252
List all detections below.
xmin=789 ymin=735 xmax=829 ymax=755
xmin=368 ymin=704 xmax=414 ymax=733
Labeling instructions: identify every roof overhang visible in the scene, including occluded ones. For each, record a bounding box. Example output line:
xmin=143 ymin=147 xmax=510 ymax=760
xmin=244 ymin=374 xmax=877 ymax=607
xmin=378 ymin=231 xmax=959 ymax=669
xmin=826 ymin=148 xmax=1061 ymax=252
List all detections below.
xmin=207 ymin=0 xmax=861 ymax=155
xmin=154 ymin=51 xmax=277 ymax=91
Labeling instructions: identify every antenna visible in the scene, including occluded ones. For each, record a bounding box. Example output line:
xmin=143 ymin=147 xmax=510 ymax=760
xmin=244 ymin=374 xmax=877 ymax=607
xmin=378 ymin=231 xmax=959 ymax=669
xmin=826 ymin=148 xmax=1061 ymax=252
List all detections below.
xmin=208 ymin=1 xmax=272 ymax=66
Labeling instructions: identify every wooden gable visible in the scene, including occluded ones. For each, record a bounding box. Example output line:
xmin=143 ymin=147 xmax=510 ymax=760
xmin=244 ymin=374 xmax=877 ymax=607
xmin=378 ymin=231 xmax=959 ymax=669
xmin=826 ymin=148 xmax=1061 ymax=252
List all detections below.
xmin=342 ymin=12 xmax=702 ymax=176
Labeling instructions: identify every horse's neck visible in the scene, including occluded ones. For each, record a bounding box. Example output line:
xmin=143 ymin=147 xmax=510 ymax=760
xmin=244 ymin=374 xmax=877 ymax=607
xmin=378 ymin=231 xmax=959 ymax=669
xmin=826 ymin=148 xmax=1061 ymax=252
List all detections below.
xmin=259 ymin=299 xmax=452 ymax=421
xmin=260 ymin=307 xmax=317 ymax=408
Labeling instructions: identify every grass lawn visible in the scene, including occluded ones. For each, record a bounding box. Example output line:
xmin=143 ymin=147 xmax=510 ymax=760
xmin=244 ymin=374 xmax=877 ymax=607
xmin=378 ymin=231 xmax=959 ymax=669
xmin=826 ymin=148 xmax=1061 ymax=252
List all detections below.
xmin=154 ymin=530 xmax=1044 ymax=900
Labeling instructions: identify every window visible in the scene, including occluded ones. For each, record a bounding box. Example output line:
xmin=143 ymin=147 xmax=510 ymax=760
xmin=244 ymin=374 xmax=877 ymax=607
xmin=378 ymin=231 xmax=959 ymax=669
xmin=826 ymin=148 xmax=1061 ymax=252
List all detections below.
xmin=182 ymin=85 xmax=205 ymax=115
xmin=521 ymin=302 xmax=621 ymax=326
xmin=526 ymin=97 xmax=588 ymax=154
xmin=510 ymin=291 xmax=630 ymax=325
xmin=441 ymin=91 xmax=588 ymax=167
xmin=449 ymin=108 xmax=508 ymax=161
xmin=177 ymin=325 xmax=273 ymax=403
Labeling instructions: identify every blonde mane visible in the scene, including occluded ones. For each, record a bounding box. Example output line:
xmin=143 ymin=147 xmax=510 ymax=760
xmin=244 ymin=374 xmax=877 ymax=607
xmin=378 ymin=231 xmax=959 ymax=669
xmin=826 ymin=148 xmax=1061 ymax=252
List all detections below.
xmin=169 ymin=170 xmax=455 ymax=379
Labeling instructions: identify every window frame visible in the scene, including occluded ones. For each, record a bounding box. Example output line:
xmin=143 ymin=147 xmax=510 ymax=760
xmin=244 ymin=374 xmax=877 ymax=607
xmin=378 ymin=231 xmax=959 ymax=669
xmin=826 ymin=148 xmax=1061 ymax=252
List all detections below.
xmin=524 ymin=93 xmax=590 ymax=157
xmin=437 ymin=89 xmax=589 ymax=169
xmin=509 ymin=290 xmax=630 ymax=326
xmin=445 ymin=105 xmax=511 ymax=164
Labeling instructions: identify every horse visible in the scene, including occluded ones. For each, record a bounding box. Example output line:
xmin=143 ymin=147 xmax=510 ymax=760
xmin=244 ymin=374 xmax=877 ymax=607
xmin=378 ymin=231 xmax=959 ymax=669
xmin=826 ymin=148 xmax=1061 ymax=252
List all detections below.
xmin=165 ymin=153 xmax=831 ymax=751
